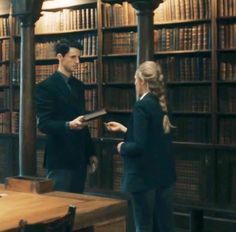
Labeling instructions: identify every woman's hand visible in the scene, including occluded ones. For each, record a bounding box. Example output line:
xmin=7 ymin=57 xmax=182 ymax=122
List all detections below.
xmin=104 ymin=121 xmax=127 ymax=133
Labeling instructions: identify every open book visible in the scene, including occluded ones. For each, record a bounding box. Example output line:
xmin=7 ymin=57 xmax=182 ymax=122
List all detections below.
xmin=83 ymin=108 xmax=107 ymax=121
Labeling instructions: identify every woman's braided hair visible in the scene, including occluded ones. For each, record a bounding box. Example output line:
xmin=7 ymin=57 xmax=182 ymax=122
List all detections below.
xmin=135 ymin=61 xmax=175 ymax=134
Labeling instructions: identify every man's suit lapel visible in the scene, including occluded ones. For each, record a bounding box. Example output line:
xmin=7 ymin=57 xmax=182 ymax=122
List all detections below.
xmin=52 ymin=73 xmax=81 ymax=110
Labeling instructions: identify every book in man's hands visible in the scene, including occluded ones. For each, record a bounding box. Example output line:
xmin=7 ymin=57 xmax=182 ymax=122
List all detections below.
xmin=83 ymin=108 xmax=107 ymax=121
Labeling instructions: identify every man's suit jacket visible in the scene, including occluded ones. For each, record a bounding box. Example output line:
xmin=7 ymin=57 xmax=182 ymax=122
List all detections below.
xmin=120 ymin=92 xmax=176 ymax=192
xmin=36 ymin=71 xmax=95 ymax=170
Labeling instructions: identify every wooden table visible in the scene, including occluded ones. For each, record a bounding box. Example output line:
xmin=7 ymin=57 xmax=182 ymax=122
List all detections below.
xmin=0 ymin=186 xmax=127 ymax=232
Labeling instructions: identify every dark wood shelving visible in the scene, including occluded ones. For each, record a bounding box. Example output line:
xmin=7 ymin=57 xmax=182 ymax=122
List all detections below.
xmin=0 ymin=85 xmax=10 ymax=89
xmin=0 ymin=36 xmax=10 ymax=40
xmin=217 ymin=16 xmax=236 ymax=22
xmin=0 ymin=60 xmax=9 ymax=64
xmin=102 ymin=53 xmax=136 ymax=58
xmin=172 ymin=111 xmax=212 ymax=115
xmin=217 ymin=80 xmax=236 ymax=84
xmin=217 ymin=112 xmax=236 ymax=116
xmin=172 ymin=141 xmax=214 ymax=149
xmin=154 ymin=18 xmax=211 ymax=27
xmin=102 ymin=25 xmax=137 ymax=31
xmin=106 ymin=109 xmax=132 ymax=113
xmin=218 ymin=48 xmax=236 ymax=53
xmin=215 ymin=144 xmax=236 ymax=150
xmin=102 ymin=82 xmax=134 ymax=86
xmin=155 ymin=50 xmax=211 ymax=56
xmin=34 ymin=28 xmax=97 ymax=37
xmin=167 ymin=81 xmax=211 ymax=85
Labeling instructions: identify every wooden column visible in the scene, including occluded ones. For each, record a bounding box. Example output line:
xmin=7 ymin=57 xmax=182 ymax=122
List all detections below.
xmin=128 ymin=0 xmax=163 ymax=66
xmin=12 ymin=0 xmax=43 ymax=176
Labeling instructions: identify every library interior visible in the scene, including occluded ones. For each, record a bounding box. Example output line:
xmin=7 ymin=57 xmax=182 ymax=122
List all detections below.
xmin=0 ymin=0 xmax=236 ymax=231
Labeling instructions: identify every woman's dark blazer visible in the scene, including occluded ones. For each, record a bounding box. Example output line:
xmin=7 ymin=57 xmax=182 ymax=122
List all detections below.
xmin=36 ymin=71 xmax=95 ymax=170
xmin=120 ymin=92 xmax=176 ymax=192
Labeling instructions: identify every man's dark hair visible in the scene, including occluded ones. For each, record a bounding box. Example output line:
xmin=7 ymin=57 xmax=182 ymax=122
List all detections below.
xmin=55 ymin=39 xmax=83 ymax=56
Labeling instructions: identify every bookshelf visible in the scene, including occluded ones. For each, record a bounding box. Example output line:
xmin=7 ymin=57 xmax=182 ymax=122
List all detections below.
xmin=0 ymin=0 xmax=235 ymax=224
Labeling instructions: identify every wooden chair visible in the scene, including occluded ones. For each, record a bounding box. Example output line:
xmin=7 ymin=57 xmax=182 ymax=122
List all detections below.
xmin=18 ymin=205 xmax=76 ymax=232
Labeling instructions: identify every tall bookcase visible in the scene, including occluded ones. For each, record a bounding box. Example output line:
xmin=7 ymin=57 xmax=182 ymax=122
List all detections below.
xmin=0 ymin=0 xmax=236 ymax=218
xmin=153 ymin=0 xmax=236 ymax=210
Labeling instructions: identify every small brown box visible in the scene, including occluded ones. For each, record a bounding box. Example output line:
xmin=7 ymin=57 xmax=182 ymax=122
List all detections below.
xmin=5 ymin=176 xmax=54 ymax=194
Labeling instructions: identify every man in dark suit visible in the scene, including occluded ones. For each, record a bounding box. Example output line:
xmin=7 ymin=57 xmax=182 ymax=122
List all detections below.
xmin=36 ymin=39 xmax=97 ymax=193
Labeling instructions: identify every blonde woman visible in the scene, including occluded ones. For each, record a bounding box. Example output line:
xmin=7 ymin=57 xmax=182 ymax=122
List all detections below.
xmin=105 ymin=61 xmax=176 ymax=232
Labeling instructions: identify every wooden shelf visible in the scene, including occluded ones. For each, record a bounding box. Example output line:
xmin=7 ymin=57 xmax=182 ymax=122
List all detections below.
xmin=0 ymin=85 xmax=10 ymax=89
xmin=167 ymin=81 xmax=211 ymax=85
xmin=102 ymin=53 xmax=136 ymax=58
xmin=0 ymin=133 xmax=13 ymax=138
xmin=217 ymin=16 xmax=236 ymax=22
xmin=35 ymin=55 xmax=97 ymax=63
xmin=155 ymin=50 xmax=211 ymax=56
xmin=0 ymin=60 xmax=9 ymax=65
xmin=172 ymin=111 xmax=212 ymax=115
xmin=102 ymin=25 xmax=137 ymax=32
xmin=218 ymin=48 xmax=236 ymax=53
xmin=0 ymin=109 xmax=10 ymax=113
xmin=217 ymin=80 xmax=236 ymax=84
xmin=155 ymin=18 xmax=211 ymax=27
xmin=102 ymin=82 xmax=134 ymax=87
xmin=35 ymin=28 xmax=97 ymax=37
xmin=0 ymin=36 xmax=10 ymax=40
xmin=215 ymin=144 xmax=236 ymax=150
xmin=106 ymin=109 xmax=132 ymax=114
xmin=172 ymin=141 xmax=214 ymax=149
xmin=217 ymin=112 xmax=236 ymax=116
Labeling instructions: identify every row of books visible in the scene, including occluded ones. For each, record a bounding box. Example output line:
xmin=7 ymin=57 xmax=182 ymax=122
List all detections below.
xmin=219 ymin=118 xmax=236 ymax=144
xmin=154 ymin=24 xmax=211 ymax=51
xmin=113 ymin=151 xmax=204 ymax=203
xmin=175 ymin=158 xmax=202 ymax=203
xmin=219 ymin=61 xmax=236 ymax=81
xmin=0 ymin=89 xmax=9 ymax=109
xmin=0 ymin=141 xmax=8 ymax=182
xmin=173 ymin=116 xmax=212 ymax=143
xmin=0 ymin=17 xmax=9 ymax=37
xmin=103 ymin=59 xmax=136 ymax=83
xmin=102 ymin=2 xmax=136 ymax=27
xmin=0 ymin=111 xmax=10 ymax=133
xmin=219 ymin=87 xmax=236 ymax=112
xmin=36 ymin=148 xmax=46 ymax=177
xmin=158 ymin=57 xmax=211 ymax=81
xmin=35 ymin=41 xmax=57 ymax=60
xmin=87 ymin=119 xmax=99 ymax=138
xmin=12 ymin=88 xmax=19 ymax=110
xmin=74 ymin=60 xmax=97 ymax=84
xmin=232 ymin=167 xmax=236 ymax=206
xmin=21 ymin=7 xmax=97 ymax=35
xmin=154 ymin=0 xmax=210 ymax=22
xmin=35 ymin=64 xmax=58 ymax=84
xmin=14 ymin=61 xmax=98 ymax=85
xmin=11 ymin=111 xmax=19 ymax=134
xmin=168 ymin=86 xmax=211 ymax=112
xmin=112 ymin=154 xmax=122 ymax=191
xmin=85 ymin=89 xmax=97 ymax=112
xmin=104 ymin=88 xmax=135 ymax=111
xmin=0 ymin=64 xmax=9 ymax=85
xmin=219 ymin=24 xmax=236 ymax=49
xmin=219 ymin=0 xmax=236 ymax=17
xmin=0 ymin=40 xmax=9 ymax=61
xmin=34 ymin=35 xmax=97 ymax=58
xmin=103 ymin=32 xmax=137 ymax=54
